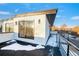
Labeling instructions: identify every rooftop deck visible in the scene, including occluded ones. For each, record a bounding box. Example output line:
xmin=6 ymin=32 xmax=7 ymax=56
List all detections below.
xmin=0 ymin=31 xmax=61 ymax=56
xmin=0 ymin=31 xmax=79 ymax=56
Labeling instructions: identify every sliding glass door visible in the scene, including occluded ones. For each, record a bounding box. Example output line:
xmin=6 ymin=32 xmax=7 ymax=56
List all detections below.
xmin=18 ymin=21 xmax=34 ymax=39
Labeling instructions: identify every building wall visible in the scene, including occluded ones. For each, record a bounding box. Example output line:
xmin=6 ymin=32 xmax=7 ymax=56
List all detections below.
xmin=14 ymin=14 xmax=45 ymax=37
xmin=13 ymin=14 xmax=47 ymax=45
xmin=43 ymin=15 xmax=50 ymax=45
xmin=2 ymin=20 xmax=14 ymax=32
xmin=2 ymin=14 xmax=50 ymax=45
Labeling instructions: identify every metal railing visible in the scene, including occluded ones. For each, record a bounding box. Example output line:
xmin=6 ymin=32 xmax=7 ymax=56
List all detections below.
xmin=57 ymin=30 xmax=79 ymax=56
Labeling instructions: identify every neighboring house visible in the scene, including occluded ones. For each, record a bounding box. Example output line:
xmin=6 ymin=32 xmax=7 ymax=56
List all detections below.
xmin=2 ymin=18 xmax=14 ymax=33
xmin=0 ymin=20 xmax=4 ymax=32
xmin=2 ymin=9 xmax=57 ymax=45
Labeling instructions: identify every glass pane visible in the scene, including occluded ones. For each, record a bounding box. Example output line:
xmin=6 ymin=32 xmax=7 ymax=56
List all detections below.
xmin=18 ymin=21 xmax=34 ymax=39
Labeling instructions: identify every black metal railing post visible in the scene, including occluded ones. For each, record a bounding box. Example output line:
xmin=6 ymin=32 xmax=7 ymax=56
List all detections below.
xmin=67 ymin=33 xmax=69 ymax=56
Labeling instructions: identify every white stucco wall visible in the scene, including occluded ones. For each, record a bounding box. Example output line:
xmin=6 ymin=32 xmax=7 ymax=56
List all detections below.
xmin=13 ymin=14 xmax=46 ymax=38
xmin=44 ymin=15 xmax=50 ymax=45
xmin=13 ymin=14 xmax=47 ymax=45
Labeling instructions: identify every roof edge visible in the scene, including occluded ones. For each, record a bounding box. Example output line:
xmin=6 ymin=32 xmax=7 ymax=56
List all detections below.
xmin=16 ymin=9 xmax=58 ymax=17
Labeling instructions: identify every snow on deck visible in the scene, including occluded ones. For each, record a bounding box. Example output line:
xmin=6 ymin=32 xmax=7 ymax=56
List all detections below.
xmin=47 ymin=31 xmax=58 ymax=47
xmin=0 ymin=33 xmax=14 ymax=43
xmin=1 ymin=43 xmax=44 ymax=51
xmin=0 ymin=31 xmax=58 ymax=48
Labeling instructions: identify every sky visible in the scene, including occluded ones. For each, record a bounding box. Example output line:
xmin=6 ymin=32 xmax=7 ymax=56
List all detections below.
xmin=0 ymin=3 xmax=79 ymax=26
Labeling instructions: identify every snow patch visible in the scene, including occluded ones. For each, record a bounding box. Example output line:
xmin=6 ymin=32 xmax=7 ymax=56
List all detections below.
xmin=1 ymin=43 xmax=44 ymax=51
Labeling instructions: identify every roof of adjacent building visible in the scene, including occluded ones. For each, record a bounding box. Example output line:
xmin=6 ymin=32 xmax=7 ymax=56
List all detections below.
xmin=16 ymin=9 xmax=57 ymax=17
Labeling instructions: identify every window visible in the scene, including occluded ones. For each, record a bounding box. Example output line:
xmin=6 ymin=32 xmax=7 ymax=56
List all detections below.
xmin=15 ymin=21 xmax=17 ymax=25
xmin=38 ymin=19 xmax=40 ymax=24
xmin=5 ymin=23 xmax=14 ymax=32
xmin=18 ymin=21 xmax=34 ymax=39
xmin=0 ymin=25 xmax=2 ymax=32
